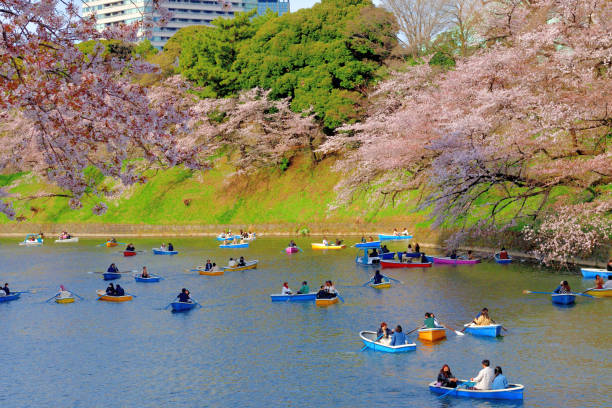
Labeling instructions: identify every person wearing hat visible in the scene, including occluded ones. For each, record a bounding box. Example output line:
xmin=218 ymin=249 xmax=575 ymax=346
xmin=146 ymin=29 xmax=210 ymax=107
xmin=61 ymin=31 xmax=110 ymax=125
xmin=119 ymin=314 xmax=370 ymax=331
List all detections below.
xmin=281 ymin=282 xmax=292 ymax=295
xmin=554 ymin=280 xmax=571 ymax=294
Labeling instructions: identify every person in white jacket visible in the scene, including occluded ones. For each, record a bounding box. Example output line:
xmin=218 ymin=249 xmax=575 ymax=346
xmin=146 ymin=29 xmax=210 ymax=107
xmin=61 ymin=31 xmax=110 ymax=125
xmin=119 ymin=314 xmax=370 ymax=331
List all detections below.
xmin=471 ymin=360 xmax=495 ymax=390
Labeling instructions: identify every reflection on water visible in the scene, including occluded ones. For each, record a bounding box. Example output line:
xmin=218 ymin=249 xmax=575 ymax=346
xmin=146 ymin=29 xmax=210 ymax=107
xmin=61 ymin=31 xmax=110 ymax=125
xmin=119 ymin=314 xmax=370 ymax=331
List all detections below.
xmin=0 ymin=237 xmax=610 ymax=407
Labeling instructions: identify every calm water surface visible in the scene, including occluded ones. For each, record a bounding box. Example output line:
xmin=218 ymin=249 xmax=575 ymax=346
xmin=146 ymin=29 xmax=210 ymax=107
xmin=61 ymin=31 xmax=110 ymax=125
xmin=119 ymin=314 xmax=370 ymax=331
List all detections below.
xmin=1 ymin=237 xmax=610 ymax=407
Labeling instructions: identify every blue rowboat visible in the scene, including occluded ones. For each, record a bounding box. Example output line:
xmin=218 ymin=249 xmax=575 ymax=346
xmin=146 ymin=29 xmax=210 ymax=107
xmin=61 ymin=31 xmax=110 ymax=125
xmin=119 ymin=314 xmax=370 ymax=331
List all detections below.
xmin=378 ymin=234 xmax=413 ymax=241
xmin=581 ymin=268 xmax=612 ymax=279
xmin=0 ymin=293 xmax=21 ymax=303
xmin=270 ymin=292 xmax=317 ymax=302
xmin=152 ymin=248 xmax=178 ymax=255
xmin=494 ymin=253 xmax=513 ymax=264
xmin=399 ymin=251 xmax=422 ymax=258
xmin=552 ymin=293 xmax=575 ymax=305
xmin=134 ymin=275 xmax=162 ymax=282
xmin=359 ymin=331 xmax=416 ymax=353
xmin=103 ymin=272 xmax=121 ymax=281
xmin=429 ymin=381 xmax=524 ymax=400
xmin=380 ymin=252 xmax=396 ymax=260
xmin=463 ymin=323 xmax=502 ymax=337
xmin=171 ymin=301 xmax=197 ymax=312
xmin=355 ymin=241 xmax=381 ymax=248
xmin=219 ymin=243 xmax=249 ymax=249
xmin=216 ymin=235 xmax=241 ymax=241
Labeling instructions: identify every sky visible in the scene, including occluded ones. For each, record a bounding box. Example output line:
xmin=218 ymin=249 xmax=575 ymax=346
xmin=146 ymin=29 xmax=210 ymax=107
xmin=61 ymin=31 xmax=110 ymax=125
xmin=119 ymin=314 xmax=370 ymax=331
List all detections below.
xmin=291 ymin=0 xmax=320 ymax=12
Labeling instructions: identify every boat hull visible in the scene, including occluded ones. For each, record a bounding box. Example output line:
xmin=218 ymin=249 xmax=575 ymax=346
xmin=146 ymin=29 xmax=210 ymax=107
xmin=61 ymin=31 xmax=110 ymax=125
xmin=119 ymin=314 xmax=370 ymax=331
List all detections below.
xmin=551 ymin=294 xmax=575 ymax=305
xmin=103 ymin=272 xmax=121 ymax=281
xmin=55 ymin=297 xmax=75 ymax=304
xmin=418 ymin=328 xmax=446 ymax=342
xmin=106 ymin=242 xmax=118 ymax=247
xmin=379 ymin=252 xmax=396 ymax=260
xmin=171 ymin=302 xmax=197 ymax=312
xmin=380 ymin=260 xmax=432 ymax=268
xmin=216 ymin=235 xmax=241 ymax=241
xmin=378 ymin=234 xmax=413 ymax=241
xmin=55 ymin=237 xmax=79 ymax=243
xmin=0 ymin=293 xmax=21 ymax=303
xmin=219 ymin=243 xmax=249 ymax=249
xmin=580 ymin=268 xmax=612 ymax=279
xmin=368 ymin=281 xmax=391 ymax=289
xmin=19 ymin=240 xmax=43 ymax=246
xmin=429 ymin=381 xmax=524 ymax=400
xmin=359 ymin=331 xmax=416 ymax=353
xmin=315 ymin=297 xmax=338 ymax=306
xmin=584 ymin=288 xmax=612 ymax=298
xmin=433 ymin=257 xmax=481 ymax=265
xmin=270 ymin=292 xmax=317 ymax=302
xmin=463 ymin=324 xmax=502 ymax=337
xmin=222 ymin=261 xmax=258 ymax=272
xmin=494 ymin=254 xmax=512 ymax=264
xmin=123 ymin=251 xmax=137 ymax=257
xmin=96 ymin=291 xmax=132 ymax=302
xmin=198 ymin=269 xmax=224 ymax=276
xmin=152 ymin=248 xmax=178 ymax=255
xmin=311 ymin=243 xmax=345 ymax=250
xmin=355 ymin=241 xmax=381 ymax=248
xmin=134 ymin=276 xmax=161 ymax=282
xmin=285 ymin=247 xmax=299 ymax=253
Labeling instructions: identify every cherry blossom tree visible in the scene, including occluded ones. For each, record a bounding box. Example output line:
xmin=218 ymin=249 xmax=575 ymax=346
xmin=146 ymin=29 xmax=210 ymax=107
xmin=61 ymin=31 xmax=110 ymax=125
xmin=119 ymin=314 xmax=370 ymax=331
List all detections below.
xmin=0 ymin=0 xmax=200 ymax=217
xmin=322 ymin=0 xmax=612 ymax=257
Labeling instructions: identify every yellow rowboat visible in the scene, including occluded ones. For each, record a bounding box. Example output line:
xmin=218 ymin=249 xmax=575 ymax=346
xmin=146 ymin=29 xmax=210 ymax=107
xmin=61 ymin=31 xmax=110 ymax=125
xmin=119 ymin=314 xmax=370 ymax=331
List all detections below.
xmin=96 ymin=290 xmax=132 ymax=302
xmin=315 ymin=297 xmax=339 ymax=307
xmin=55 ymin=297 xmax=75 ymax=304
xmin=106 ymin=242 xmax=118 ymax=247
xmin=199 ymin=269 xmax=224 ymax=276
xmin=222 ymin=260 xmax=258 ymax=272
xmin=584 ymin=288 xmax=612 ymax=298
xmin=311 ymin=243 xmax=346 ymax=250
xmin=418 ymin=327 xmax=447 ymax=342
xmin=369 ymin=281 xmax=391 ymax=289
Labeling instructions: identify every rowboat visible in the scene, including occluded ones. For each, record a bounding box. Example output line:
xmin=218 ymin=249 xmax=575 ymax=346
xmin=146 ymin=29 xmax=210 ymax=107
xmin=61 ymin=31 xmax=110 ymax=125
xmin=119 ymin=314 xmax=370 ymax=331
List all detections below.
xmin=96 ymin=290 xmax=132 ymax=302
xmin=270 ymin=292 xmax=317 ymax=302
xmin=551 ymin=293 xmax=575 ymax=305
xmin=286 ymin=246 xmax=299 ymax=253
xmin=103 ymin=272 xmax=121 ymax=281
xmin=19 ymin=234 xmax=43 ymax=246
xmin=463 ymin=323 xmax=502 ymax=337
xmin=311 ymin=243 xmax=345 ymax=250
xmin=134 ymin=275 xmax=162 ymax=282
xmin=170 ymin=301 xmax=197 ymax=312
xmin=580 ymin=268 xmax=612 ymax=279
xmin=152 ymin=248 xmax=178 ymax=255
xmin=54 ymin=237 xmax=79 ymax=243
xmin=494 ymin=253 xmax=512 ymax=264
xmin=359 ymin=331 xmax=416 ymax=353
xmin=583 ymin=288 xmax=612 ymax=298
xmin=355 ymin=241 xmax=381 ymax=248
xmin=219 ymin=243 xmax=249 ymax=249
xmin=380 ymin=260 xmax=432 ymax=268
xmin=0 ymin=293 xmax=21 ymax=303
xmin=216 ymin=235 xmax=241 ymax=241
xmin=418 ymin=327 xmax=446 ymax=342
xmin=198 ymin=269 xmax=224 ymax=276
xmin=368 ymin=279 xmax=391 ymax=289
xmin=378 ymin=234 xmax=413 ymax=241
xmin=123 ymin=250 xmax=137 ymax=257
xmin=55 ymin=296 xmax=75 ymax=304
xmin=433 ymin=257 xmax=480 ymax=265
xmin=429 ymin=381 xmax=524 ymax=400
xmin=315 ymin=296 xmax=339 ymax=306
xmin=222 ymin=260 xmax=258 ymax=272
xmin=106 ymin=241 xmax=118 ymax=247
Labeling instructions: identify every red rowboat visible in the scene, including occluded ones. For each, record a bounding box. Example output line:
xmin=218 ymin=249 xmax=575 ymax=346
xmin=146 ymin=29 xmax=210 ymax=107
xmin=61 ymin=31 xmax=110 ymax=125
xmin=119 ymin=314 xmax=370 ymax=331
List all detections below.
xmin=123 ymin=250 xmax=137 ymax=257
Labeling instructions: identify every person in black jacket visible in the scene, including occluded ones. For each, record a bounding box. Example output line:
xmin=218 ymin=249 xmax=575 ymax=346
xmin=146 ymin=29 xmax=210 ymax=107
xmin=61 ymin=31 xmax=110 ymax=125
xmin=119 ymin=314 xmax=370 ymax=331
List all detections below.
xmin=106 ymin=283 xmax=115 ymax=295
xmin=168 ymin=243 xmax=174 ymax=251
xmin=115 ymin=284 xmax=125 ymax=296
xmin=178 ymin=288 xmax=191 ymax=303
xmin=437 ymin=364 xmax=458 ymax=388
xmin=373 ymin=270 xmax=384 ymax=284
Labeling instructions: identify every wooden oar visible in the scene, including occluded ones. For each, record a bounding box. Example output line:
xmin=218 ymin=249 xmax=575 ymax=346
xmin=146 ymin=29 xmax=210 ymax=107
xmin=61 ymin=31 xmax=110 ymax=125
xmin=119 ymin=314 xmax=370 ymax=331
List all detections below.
xmin=362 ymin=278 xmax=373 ymax=287
xmin=164 ymin=296 xmax=179 ymax=309
xmin=44 ymin=294 xmax=59 ymax=302
xmin=439 ymin=322 xmax=464 ymax=336
xmin=438 ymin=386 xmax=458 ymax=398
xmin=296 ymin=246 xmax=304 ymax=252
xmin=406 ymin=326 xmax=422 ymax=335
xmin=360 ymin=334 xmax=383 ymax=351
xmin=386 ymin=276 xmax=403 ymax=284
xmin=71 ymin=292 xmax=85 ymax=300
xmin=523 ymin=290 xmax=555 ymax=295
xmin=336 ymin=294 xmax=345 ymax=303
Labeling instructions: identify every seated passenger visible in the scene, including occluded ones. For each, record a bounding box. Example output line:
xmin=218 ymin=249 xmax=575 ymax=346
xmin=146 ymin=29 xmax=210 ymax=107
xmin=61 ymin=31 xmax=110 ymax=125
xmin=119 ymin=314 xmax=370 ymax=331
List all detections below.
xmin=297 ymin=281 xmax=309 ymax=294
xmin=204 ymin=260 xmax=213 ymax=271
xmin=228 ymin=258 xmax=237 ymax=268
xmin=449 ymin=250 xmax=457 ymax=260
xmin=114 ymin=284 xmax=125 ymax=296
xmin=238 ymin=257 xmax=246 ymax=267
xmin=381 ymin=245 xmax=390 ymax=254
xmin=281 ymin=282 xmax=292 ymax=295
xmin=423 ymin=312 xmax=437 ymax=329
xmin=437 ymin=364 xmax=458 ymax=388
xmin=390 ymin=325 xmax=407 ymax=346
xmin=467 ymin=250 xmax=475 ymax=260
xmin=168 ymin=243 xmax=174 ymax=251
xmin=105 ymin=283 xmax=115 ymax=295
xmin=420 ymin=253 xmax=429 ymax=263
xmin=491 ymin=366 xmax=508 ymax=390
xmin=125 ymin=243 xmax=135 ymax=251
xmin=369 ymin=248 xmax=379 ymax=258
xmin=473 ymin=308 xmax=493 ymax=326
xmin=377 ymin=322 xmax=392 ymax=343
xmin=470 ymin=360 xmax=495 ymax=390
xmin=141 ymin=267 xmax=150 ymax=278
xmin=604 ymin=276 xmax=612 ymax=289
xmin=499 ymin=247 xmax=509 ymax=259
xmin=3 ymin=283 xmax=10 ymax=295
xmin=606 ymin=258 xmax=612 ymax=271
xmin=322 ymin=237 xmax=329 ymax=246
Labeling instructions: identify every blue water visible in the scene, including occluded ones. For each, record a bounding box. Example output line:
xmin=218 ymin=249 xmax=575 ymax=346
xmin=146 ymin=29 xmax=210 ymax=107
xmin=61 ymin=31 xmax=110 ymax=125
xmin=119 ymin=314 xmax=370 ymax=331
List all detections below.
xmin=1 ymin=237 xmax=610 ymax=407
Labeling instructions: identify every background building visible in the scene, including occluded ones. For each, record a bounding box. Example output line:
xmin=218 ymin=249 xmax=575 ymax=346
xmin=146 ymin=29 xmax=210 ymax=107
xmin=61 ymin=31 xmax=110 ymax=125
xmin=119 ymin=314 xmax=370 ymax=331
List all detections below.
xmin=82 ymin=0 xmax=289 ymax=49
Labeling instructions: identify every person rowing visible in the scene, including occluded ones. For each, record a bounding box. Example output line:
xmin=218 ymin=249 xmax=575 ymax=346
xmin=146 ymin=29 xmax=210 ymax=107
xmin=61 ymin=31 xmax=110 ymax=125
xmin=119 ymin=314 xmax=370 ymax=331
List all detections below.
xmin=168 ymin=243 xmax=174 ymax=251
xmin=2 ymin=283 xmax=10 ymax=295
xmin=326 ymin=280 xmax=337 ymax=295
xmin=449 ymin=249 xmax=458 ymax=259
xmin=281 ymin=282 xmax=292 ymax=295
xmin=141 ymin=266 xmax=150 ymax=278
xmin=177 ymin=288 xmax=191 ymax=303
xmin=420 ymin=252 xmax=429 ymax=263
xmin=110 ymin=237 xmax=117 ymax=243
xmin=56 ymin=285 xmax=72 ymax=300
xmin=402 ymin=228 xmax=409 ymax=236
xmin=335 ymin=238 xmax=342 ymax=246
xmin=607 ymin=258 xmax=612 ymax=271
xmin=472 ymin=308 xmax=493 ymax=326
xmin=228 ymin=258 xmax=237 ymax=268
xmin=377 ymin=322 xmax=392 ymax=345
xmin=322 ymin=237 xmax=329 ymax=246
xmin=470 ymin=359 xmax=495 ymax=390
xmin=594 ymin=274 xmax=604 ymax=289
xmin=204 ymin=260 xmax=213 ymax=271
xmin=238 ymin=256 xmax=246 ymax=267
xmin=422 ymin=312 xmax=442 ymax=329
xmin=316 ymin=281 xmax=337 ymax=299
xmin=372 ymin=270 xmax=385 ymax=284
xmin=467 ymin=250 xmax=475 ymax=260
xmin=105 ymin=283 xmax=115 ymax=295
xmin=604 ymin=276 xmax=612 ymax=289
xmin=211 ymin=263 xmax=220 ymax=272
xmin=115 ymin=284 xmax=125 ymax=296
xmin=296 ymin=281 xmax=309 ymax=294
xmin=437 ymin=364 xmax=458 ymax=388
xmin=393 ymin=228 xmax=399 ymax=236
xmin=289 ymin=240 xmax=297 ymax=248
xmin=554 ymin=280 xmax=571 ymax=294
xmin=498 ymin=247 xmax=509 ymax=259
xmin=107 ymin=263 xmax=119 ymax=273
xmin=125 ymin=243 xmax=135 ymax=251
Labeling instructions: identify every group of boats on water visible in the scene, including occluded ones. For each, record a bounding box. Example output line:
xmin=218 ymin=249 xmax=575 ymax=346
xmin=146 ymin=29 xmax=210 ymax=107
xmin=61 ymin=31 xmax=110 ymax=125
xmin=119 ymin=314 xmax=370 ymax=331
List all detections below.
xmin=7 ymin=229 xmax=612 ymax=400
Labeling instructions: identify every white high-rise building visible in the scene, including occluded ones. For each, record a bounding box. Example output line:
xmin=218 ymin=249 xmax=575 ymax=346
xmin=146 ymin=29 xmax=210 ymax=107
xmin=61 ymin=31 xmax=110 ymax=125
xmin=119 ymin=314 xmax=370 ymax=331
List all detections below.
xmin=82 ymin=1 xmax=264 ymax=49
